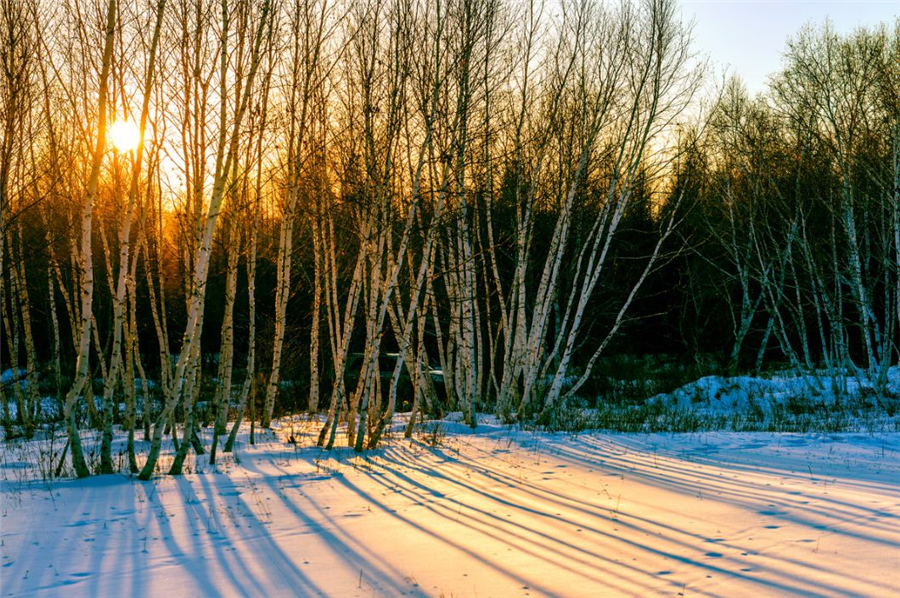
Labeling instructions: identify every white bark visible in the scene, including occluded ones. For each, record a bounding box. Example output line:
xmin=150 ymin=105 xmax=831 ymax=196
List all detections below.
xmin=64 ymin=0 xmax=118 ymax=478
xmin=140 ymin=0 xmax=272 ymax=479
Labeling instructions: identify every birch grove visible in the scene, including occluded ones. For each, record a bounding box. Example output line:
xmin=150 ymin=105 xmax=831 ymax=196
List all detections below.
xmin=1 ymin=0 xmax=897 ymax=476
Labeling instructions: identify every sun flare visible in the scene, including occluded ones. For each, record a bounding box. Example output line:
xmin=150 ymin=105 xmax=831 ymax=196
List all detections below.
xmin=109 ymin=120 xmax=140 ymax=153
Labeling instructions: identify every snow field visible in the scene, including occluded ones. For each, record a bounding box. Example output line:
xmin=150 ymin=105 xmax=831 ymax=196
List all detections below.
xmin=1 ymin=421 xmax=898 ymax=597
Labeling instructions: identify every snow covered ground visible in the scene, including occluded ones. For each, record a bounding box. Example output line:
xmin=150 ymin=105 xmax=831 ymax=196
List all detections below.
xmin=2 ymin=419 xmax=898 ymax=598
xmin=646 ymin=368 xmax=900 ymax=423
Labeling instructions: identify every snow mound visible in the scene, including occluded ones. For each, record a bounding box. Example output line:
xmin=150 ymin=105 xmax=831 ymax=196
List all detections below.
xmin=649 ymin=368 xmax=900 ymax=420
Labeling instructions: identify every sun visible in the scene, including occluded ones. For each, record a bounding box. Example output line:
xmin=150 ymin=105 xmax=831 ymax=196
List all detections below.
xmin=109 ymin=119 xmax=140 ymax=153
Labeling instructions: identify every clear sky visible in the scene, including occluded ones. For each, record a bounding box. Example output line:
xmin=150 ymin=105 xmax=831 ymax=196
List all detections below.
xmin=679 ymin=1 xmax=898 ymax=95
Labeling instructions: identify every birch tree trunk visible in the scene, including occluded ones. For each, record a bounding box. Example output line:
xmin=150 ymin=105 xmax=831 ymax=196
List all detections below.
xmin=97 ymin=0 xmax=167 ymax=474
xmin=139 ymin=0 xmax=272 ymax=480
xmin=225 ymin=214 xmax=258 ymax=453
xmin=210 ymin=222 xmax=239 ymax=465
xmin=63 ymin=0 xmax=118 ymax=478
xmin=224 ymin=59 xmax=270 ymax=453
xmin=262 ymin=0 xmax=332 ymax=428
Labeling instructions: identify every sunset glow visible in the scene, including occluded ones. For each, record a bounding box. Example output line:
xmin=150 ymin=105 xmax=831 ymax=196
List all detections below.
xmin=2 ymin=1 xmax=897 ymax=596
xmin=109 ymin=119 xmax=140 ymax=153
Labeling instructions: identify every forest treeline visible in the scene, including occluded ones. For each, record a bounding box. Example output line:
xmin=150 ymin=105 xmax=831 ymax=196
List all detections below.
xmin=0 ymin=0 xmax=897 ymax=477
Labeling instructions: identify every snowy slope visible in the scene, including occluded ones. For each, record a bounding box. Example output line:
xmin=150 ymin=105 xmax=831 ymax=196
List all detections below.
xmin=639 ymin=368 xmax=900 ymax=432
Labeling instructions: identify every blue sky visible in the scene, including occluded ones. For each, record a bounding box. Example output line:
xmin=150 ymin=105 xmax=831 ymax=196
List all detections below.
xmin=679 ymin=1 xmax=898 ymax=94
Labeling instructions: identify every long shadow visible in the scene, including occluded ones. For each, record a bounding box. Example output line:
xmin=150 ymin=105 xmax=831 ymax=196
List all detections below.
xmin=559 ymin=435 xmax=900 ymax=543
xmin=236 ymin=449 xmax=428 ymax=596
xmin=291 ymin=439 xmax=746 ymax=596
xmin=248 ymin=435 xmax=630 ymax=594
xmin=353 ymin=432 xmax=898 ymax=598
xmin=332 ymin=429 xmax=898 ymax=596
xmin=306 ymin=464 xmax=572 ymax=597
xmin=509 ymin=433 xmax=898 ymax=595
xmin=353 ymin=452 xmax=676 ymax=596
xmin=470 ymin=431 xmax=899 ymax=541
xmin=174 ymin=475 xmax=269 ymax=596
xmin=4 ymin=426 xmax=897 ymax=598
xmin=3 ymin=475 xmax=145 ymax=597
xmin=363 ymin=443 xmax=862 ymax=598
xmin=195 ymin=472 xmax=329 ymax=597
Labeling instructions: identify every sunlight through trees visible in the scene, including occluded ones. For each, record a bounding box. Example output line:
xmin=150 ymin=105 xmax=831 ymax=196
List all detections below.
xmin=0 ymin=0 xmax=897 ymax=478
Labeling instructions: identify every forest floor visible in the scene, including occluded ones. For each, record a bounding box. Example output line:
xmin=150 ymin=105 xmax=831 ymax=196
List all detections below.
xmin=1 ymin=415 xmax=899 ymax=598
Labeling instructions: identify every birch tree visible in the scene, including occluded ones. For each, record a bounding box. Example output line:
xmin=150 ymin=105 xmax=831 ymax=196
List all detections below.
xmin=140 ymin=0 xmax=273 ymax=479
xmin=262 ymin=0 xmax=334 ymax=428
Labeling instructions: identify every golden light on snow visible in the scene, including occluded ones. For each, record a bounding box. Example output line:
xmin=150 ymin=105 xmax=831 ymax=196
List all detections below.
xmin=109 ymin=120 xmax=140 ymax=153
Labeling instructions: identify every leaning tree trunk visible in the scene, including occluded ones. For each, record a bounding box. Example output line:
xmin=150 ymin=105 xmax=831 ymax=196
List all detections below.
xmin=210 ymin=223 xmax=239 ymax=466
xmin=64 ymin=0 xmax=118 ymax=478
xmin=225 ymin=216 xmax=258 ymax=453
xmin=262 ymin=189 xmax=296 ymax=428
xmin=309 ymin=203 xmax=323 ymax=413
xmin=139 ymin=0 xmax=272 ymax=480
xmin=97 ymin=0 xmax=166 ymax=474
xmin=10 ymin=232 xmax=41 ymax=432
